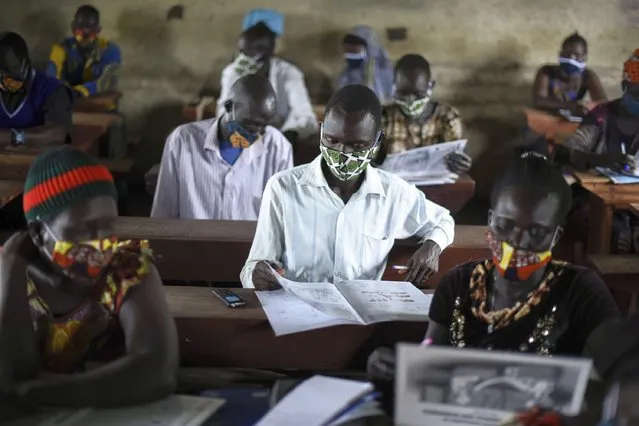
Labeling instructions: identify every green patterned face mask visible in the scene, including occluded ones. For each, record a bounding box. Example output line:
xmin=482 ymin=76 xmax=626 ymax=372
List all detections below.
xmin=395 ymin=96 xmax=430 ymax=117
xmin=233 ymin=52 xmax=264 ymax=77
xmin=320 ymin=143 xmax=380 ymax=181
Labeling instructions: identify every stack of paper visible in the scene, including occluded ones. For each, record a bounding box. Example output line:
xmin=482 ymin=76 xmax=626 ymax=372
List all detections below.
xmin=379 ymin=139 xmax=467 ymax=185
xmin=256 ymin=272 xmax=433 ymax=336
xmin=596 ymin=167 xmax=639 ymax=184
xmin=256 ymin=376 xmax=380 ymax=426
xmin=6 ymin=395 xmax=225 ymax=426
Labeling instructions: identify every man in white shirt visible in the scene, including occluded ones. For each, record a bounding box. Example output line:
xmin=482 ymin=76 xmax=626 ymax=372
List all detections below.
xmin=217 ymin=11 xmax=318 ymax=144
xmin=151 ymin=74 xmax=293 ymax=220
xmin=240 ymin=84 xmax=455 ymax=289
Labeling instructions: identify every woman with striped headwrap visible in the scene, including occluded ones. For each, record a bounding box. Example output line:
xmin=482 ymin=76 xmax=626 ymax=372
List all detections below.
xmin=0 ymin=147 xmax=177 ymax=414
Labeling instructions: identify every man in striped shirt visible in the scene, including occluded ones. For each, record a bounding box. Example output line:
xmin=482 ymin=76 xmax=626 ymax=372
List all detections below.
xmin=151 ymin=74 xmax=293 ymax=220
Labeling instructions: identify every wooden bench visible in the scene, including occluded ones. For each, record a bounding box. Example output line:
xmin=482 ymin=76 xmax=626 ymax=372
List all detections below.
xmin=73 ymin=91 xmax=122 ymax=113
xmin=167 ymin=286 xmax=432 ymax=369
xmin=100 ymin=158 xmax=135 ymax=175
xmin=587 ymin=254 xmax=639 ymax=316
xmin=145 ymin=164 xmax=160 ymax=196
xmin=114 ymin=218 xmax=490 ymax=287
xmin=0 ymin=180 xmax=23 ymax=210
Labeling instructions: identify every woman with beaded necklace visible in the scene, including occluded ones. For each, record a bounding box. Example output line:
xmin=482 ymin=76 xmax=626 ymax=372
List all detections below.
xmin=368 ymin=152 xmax=621 ymax=387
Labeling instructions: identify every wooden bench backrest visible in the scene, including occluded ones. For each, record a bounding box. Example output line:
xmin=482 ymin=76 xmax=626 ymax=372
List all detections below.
xmin=114 ymin=218 xmax=490 ymax=287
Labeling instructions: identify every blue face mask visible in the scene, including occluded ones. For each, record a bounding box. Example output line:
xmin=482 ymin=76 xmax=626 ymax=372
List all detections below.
xmin=344 ymin=51 xmax=366 ymax=69
xmin=223 ymin=107 xmax=262 ymax=148
xmin=622 ymin=92 xmax=639 ymax=116
xmin=558 ymin=57 xmax=586 ymax=76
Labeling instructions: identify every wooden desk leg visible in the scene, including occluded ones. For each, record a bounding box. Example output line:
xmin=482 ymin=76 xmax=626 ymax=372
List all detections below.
xmin=587 ymin=195 xmax=613 ymax=254
xmin=629 ymin=293 xmax=638 ymax=318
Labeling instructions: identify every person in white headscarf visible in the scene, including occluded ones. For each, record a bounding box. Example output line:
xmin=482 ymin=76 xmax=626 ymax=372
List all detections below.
xmin=337 ymin=26 xmax=394 ymax=105
xmin=217 ymin=9 xmax=317 ymax=144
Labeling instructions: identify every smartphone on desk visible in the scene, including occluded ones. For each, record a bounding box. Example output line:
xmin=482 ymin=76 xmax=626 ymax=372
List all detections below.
xmin=211 ymin=289 xmax=247 ymax=308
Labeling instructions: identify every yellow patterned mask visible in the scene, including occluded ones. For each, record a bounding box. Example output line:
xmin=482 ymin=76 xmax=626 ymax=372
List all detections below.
xmin=45 ymin=224 xmax=118 ymax=280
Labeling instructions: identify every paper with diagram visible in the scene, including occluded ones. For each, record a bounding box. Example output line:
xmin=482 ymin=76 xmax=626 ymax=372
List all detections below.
xmin=379 ymin=139 xmax=467 ymax=185
xmin=256 ymin=273 xmax=432 ymax=336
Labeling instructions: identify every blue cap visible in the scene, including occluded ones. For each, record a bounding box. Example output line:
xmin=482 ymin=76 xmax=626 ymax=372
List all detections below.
xmin=242 ymin=9 xmax=284 ymax=36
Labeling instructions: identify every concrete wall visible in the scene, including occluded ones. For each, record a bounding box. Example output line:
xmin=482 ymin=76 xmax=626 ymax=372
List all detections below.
xmin=3 ymin=0 xmax=639 ymax=196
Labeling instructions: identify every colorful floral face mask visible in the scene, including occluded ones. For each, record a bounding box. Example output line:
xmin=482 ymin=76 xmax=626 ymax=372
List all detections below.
xmin=233 ymin=52 xmax=264 ymax=77
xmin=0 ymin=74 xmax=24 ymax=92
xmin=485 ymin=229 xmax=553 ymax=281
xmin=44 ymin=224 xmax=118 ymax=280
xmin=224 ymin=105 xmax=262 ymax=148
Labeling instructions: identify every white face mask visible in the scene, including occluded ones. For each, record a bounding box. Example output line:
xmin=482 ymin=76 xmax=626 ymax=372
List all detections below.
xmin=233 ymin=52 xmax=264 ymax=77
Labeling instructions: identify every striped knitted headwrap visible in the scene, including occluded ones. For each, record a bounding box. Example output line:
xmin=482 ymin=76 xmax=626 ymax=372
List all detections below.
xmin=623 ymin=48 xmax=639 ymax=84
xmin=23 ymin=147 xmax=117 ymax=223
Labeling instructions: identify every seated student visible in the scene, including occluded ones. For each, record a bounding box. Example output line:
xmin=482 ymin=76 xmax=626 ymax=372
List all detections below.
xmin=240 ymin=84 xmax=455 ymax=289
xmin=152 ymin=74 xmax=292 ymax=221
xmin=337 ymin=26 xmax=394 ymax=105
xmin=556 ymin=49 xmax=639 ymax=252
xmin=379 ymin=54 xmax=471 ymax=173
xmin=0 ymin=147 xmax=177 ymax=408
xmin=368 ymin=153 xmax=621 ymax=382
xmin=532 ymin=32 xmax=606 ymax=117
xmin=46 ymin=5 xmax=121 ymax=103
xmin=0 ymin=32 xmax=71 ymax=147
xmin=217 ymin=9 xmax=317 ymax=144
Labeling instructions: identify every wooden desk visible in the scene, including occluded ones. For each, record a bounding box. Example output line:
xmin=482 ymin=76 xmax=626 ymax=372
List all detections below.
xmin=0 ymin=125 xmax=106 ymax=180
xmin=115 ymin=218 xmax=490 ymax=286
xmin=73 ymin=91 xmax=121 ymax=113
xmin=522 ymin=108 xmax=580 ymax=142
xmin=575 ymin=171 xmax=639 ymax=254
xmin=0 ymin=180 xmax=22 ymax=209
xmin=421 ymin=174 xmax=475 ymax=215
xmin=631 ymin=203 xmax=639 ymax=216
xmin=167 ymin=286 xmax=432 ymax=369
xmin=72 ymin=112 xmax=119 ymax=131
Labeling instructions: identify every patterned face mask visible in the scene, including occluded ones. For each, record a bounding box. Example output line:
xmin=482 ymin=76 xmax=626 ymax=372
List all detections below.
xmin=233 ymin=52 xmax=264 ymax=77
xmin=395 ymin=95 xmax=430 ymax=117
xmin=0 ymin=75 xmax=23 ymax=92
xmin=393 ymin=82 xmax=433 ymax=117
xmin=44 ymin=224 xmax=118 ymax=280
xmin=224 ymin=105 xmax=262 ymax=148
xmin=486 ymin=229 xmax=553 ymax=281
xmin=320 ymin=144 xmax=379 ymax=181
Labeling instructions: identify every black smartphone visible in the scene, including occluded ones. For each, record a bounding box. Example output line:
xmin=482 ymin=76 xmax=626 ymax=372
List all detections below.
xmin=211 ymin=289 xmax=247 ymax=308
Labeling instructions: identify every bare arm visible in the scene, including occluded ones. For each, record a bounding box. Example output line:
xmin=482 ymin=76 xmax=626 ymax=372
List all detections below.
xmin=585 ymin=69 xmax=607 ymax=103
xmin=532 ymin=66 xmax=580 ymax=113
xmin=17 ymin=265 xmax=179 ymax=407
xmin=0 ymin=234 xmax=40 ymax=391
xmin=424 ymin=321 xmax=449 ymax=345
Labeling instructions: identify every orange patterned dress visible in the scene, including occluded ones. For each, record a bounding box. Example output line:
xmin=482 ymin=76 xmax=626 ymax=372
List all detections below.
xmin=27 ymin=240 xmax=152 ymax=373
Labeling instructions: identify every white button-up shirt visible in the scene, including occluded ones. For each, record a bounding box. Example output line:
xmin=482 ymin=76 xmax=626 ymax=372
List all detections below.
xmin=240 ymin=155 xmax=455 ymax=287
xmin=217 ymin=57 xmax=318 ymax=139
xmin=151 ymin=118 xmax=293 ymax=221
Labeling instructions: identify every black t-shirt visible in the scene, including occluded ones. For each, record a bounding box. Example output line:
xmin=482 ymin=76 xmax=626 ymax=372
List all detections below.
xmin=429 ymin=260 xmax=621 ymax=356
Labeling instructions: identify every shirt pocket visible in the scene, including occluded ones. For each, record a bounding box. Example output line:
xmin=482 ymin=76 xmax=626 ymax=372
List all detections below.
xmin=359 ymin=222 xmax=395 ymax=278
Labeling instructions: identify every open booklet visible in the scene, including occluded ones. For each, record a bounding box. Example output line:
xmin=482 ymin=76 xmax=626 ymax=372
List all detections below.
xmin=256 ymin=271 xmax=433 ymax=336
xmin=378 ymin=139 xmax=467 ymax=185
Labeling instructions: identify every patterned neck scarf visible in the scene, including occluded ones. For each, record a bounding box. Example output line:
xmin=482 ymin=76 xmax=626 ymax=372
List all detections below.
xmin=469 ymin=260 xmax=565 ymax=331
